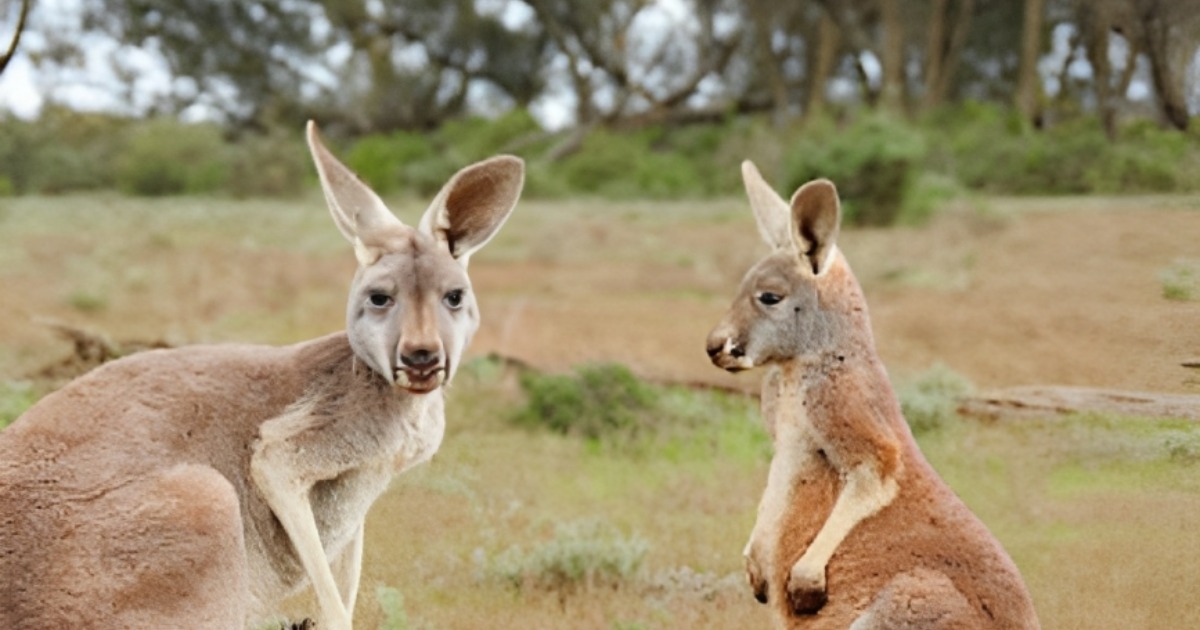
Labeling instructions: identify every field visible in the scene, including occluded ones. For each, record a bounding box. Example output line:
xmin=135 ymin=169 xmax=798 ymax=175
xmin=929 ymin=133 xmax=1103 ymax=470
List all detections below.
xmin=1 ymin=192 xmax=1199 ymax=629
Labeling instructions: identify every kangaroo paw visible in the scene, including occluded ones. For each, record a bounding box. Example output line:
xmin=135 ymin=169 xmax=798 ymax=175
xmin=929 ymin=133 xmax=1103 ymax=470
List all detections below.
xmin=787 ymin=563 xmax=828 ymax=615
xmin=745 ymin=552 xmax=769 ymax=604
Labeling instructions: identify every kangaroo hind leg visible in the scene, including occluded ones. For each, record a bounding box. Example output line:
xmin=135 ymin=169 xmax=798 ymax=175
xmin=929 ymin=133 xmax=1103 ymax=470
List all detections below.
xmin=849 ymin=567 xmax=979 ymax=630
xmin=102 ymin=464 xmax=249 ymax=629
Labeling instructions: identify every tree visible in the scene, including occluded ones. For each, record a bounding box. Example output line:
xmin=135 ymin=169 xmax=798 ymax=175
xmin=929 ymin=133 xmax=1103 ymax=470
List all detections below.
xmin=0 ymin=0 xmax=29 ymax=77
xmin=1014 ymin=0 xmax=1045 ymax=126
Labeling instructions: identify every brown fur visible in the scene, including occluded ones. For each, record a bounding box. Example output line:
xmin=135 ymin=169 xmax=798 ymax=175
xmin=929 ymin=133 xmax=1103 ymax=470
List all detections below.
xmin=0 ymin=122 xmax=524 ymax=629
xmin=707 ymin=164 xmax=1039 ymax=629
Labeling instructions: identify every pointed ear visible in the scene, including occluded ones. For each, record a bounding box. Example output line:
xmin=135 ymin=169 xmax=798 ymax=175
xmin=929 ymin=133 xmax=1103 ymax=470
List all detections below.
xmin=741 ymin=160 xmax=791 ymax=250
xmin=306 ymin=120 xmax=404 ymax=265
xmin=418 ymin=155 xmax=524 ymax=265
xmin=790 ymin=178 xmax=841 ymax=275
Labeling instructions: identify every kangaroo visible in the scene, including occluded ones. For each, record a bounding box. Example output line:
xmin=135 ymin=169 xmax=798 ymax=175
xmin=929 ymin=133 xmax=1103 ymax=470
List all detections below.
xmin=705 ymin=162 xmax=1039 ymax=629
xmin=0 ymin=122 xmax=524 ymax=630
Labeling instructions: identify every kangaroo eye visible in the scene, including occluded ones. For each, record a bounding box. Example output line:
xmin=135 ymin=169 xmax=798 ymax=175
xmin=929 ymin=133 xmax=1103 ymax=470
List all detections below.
xmin=757 ymin=292 xmax=783 ymax=306
xmin=368 ymin=293 xmax=393 ymax=309
xmin=443 ymin=289 xmax=464 ymax=310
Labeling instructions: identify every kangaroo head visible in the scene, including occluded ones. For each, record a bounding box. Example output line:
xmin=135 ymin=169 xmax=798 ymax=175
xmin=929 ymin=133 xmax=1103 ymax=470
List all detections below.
xmin=306 ymin=121 xmax=524 ymax=393
xmin=707 ymin=161 xmax=868 ymax=373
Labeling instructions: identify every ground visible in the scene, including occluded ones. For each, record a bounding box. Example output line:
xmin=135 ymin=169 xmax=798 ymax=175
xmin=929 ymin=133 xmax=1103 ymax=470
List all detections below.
xmin=1 ymin=193 xmax=1198 ymax=629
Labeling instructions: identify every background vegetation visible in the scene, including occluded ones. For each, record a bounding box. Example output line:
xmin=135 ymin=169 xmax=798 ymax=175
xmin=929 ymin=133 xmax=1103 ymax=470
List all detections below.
xmin=2 ymin=0 xmax=1198 ymax=225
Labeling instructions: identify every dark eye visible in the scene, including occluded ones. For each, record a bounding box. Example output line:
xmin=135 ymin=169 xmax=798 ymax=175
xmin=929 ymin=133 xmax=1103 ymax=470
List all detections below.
xmin=443 ymin=289 xmax=464 ymax=310
xmin=368 ymin=293 xmax=393 ymax=309
xmin=757 ymin=292 xmax=783 ymax=306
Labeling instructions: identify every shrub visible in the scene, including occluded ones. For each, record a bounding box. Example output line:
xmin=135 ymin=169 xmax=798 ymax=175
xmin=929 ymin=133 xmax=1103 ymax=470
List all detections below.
xmin=555 ymin=127 xmax=710 ymax=199
xmin=1160 ymin=259 xmax=1200 ymax=301
xmin=513 ymin=363 xmax=657 ymax=441
xmin=437 ymin=108 xmax=545 ymax=163
xmin=492 ymin=519 xmax=649 ymax=594
xmin=376 ymin=586 xmax=433 ymax=630
xmin=897 ymin=363 xmax=973 ymax=435
xmin=226 ymin=128 xmax=311 ymax=198
xmin=116 ymin=118 xmax=229 ymax=196
xmin=781 ymin=114 xmax=928 ymax=226
xmin=345 ymin=130 xmax=445 ymax=196
xmin=0 ymin=381 xmax=39 ymax=431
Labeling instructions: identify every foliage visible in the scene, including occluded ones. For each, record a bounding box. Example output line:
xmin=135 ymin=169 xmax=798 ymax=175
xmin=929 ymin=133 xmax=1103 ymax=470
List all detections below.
xmin=513 ymin=363 xmax=657 ymax=441
xmin=897 ymin=363 xmax=974 ymax=435
xmin=491 ymin=519 xmax=649 ymax=594
xmin=345 ymin=130 xmax=444 ymax=197
xmin=116 ymin=119 xmax=230 ymax=196
xmin=781 ymin=114 xmax=929 ymax=226
xmin=926 ymin=103 xmax=1194 ymax=195
xmin=0 ymin=381 xmax=39 ymax=431
xmin=376 ymin=586 xmax=434 ymax=630
xmin=226 ymin=129 xmax=311 ymax=198
xmin=1160 ymin=259 xmax=1200 ymax=301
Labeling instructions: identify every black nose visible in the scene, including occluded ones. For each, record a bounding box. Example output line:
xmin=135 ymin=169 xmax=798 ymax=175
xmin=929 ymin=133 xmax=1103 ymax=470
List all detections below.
xmin=706 ymin=342 xmax=723 ymax=358
xmin=400 ymin=348 xmax=440 ymax=369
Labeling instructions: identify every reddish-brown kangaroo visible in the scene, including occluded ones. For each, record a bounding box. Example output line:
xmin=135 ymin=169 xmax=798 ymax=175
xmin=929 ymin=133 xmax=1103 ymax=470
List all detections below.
xmin=0 ymin=122 xmax=524 ymax=630
xmin=706 ymin=162 xmax=1040 ymax=629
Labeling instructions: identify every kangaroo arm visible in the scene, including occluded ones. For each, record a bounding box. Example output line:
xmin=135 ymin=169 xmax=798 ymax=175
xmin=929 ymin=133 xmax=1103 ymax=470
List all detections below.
xmin=251 ymin=402 xmax=356 ymax=630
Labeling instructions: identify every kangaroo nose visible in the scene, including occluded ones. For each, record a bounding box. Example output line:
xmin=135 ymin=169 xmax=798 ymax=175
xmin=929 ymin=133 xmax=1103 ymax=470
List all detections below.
xmin=400 ymin=347 xmax=440 ymax=369
xmin=705 ymin=341 xmax=723 ymax=358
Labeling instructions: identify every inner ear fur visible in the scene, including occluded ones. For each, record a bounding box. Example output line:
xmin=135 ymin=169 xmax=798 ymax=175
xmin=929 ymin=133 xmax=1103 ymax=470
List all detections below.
xmin=790 ymin=179 xmax=841 ymax=275
xmin=419 ymin=155 xmax=524 ymax=261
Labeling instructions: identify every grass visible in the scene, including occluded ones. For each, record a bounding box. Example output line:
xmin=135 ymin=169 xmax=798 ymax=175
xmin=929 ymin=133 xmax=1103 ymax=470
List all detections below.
xmin=1161 ymin=258 xmax=1200 ymax=301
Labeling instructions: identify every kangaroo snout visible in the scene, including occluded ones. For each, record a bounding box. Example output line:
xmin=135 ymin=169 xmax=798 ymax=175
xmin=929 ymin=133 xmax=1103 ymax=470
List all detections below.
xmin=399 ymin=346 xmax=441 ymax=370
xmin=706 ymin=328 xmax=750 ymax=372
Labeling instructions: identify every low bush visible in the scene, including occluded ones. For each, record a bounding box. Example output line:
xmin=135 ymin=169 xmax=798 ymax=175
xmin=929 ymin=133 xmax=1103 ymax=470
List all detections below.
xmin=0 ymin=381 xmax=39 ymax=431
xmin=116 ymin=118 xmax=230 ymax=196
xmin=491 ymin=519 xmax=649 ymax=595
xmin=897 ymin=363 xmax=974 ymax=435
xmin=513 ymin=363 xmax=657 ymax=441
xmin=781 ymin=114 xmax=928 ymax=226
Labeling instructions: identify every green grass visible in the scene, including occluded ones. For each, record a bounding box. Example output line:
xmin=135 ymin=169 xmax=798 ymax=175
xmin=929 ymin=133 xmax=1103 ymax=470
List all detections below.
xmin=1161 ymin=258 xmax=1200 ymax=301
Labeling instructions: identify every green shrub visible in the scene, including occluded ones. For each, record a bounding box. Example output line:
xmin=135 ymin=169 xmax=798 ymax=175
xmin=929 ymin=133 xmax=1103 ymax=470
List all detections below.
xmin=513 ymin=363 xmax=656 ymax=441
xmin=226 ymin=129 xmax=311 ymax=198
xmin=492 ymin=519 xmax=649 ymax=594
xmin=897 ymin=363 xmax=973 ymax=435
xmin=0 ymin=381 xmax=39 ymax=431
xmin=1160 ymin=259 xmax=1200 ymax=301
xmin=781 ymin=114 xmax=928 ymax=226
xmin=437 ymin=108 xmax=545 ymax=162
xmin=376 ymin=585 xmax=433 ymax=630
xmin=345 ymin=130 xmax=446 ymax=196
xmin=555 ymin=127 xmax=709 ymax=199
xmin=117 ymin=119 xmax=229 ymax=196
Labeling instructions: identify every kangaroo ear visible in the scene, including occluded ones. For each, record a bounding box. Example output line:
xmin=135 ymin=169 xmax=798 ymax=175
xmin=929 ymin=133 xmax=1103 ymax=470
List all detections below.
xmin=419 ymin=155 xmax=524 ymax=266
xmin=306 ymin=120 xmax=403 ymax=266
xmin=790 ymin=178 xmax=841 ymax=275
xmin=741 ymin=160 xmax=792 ymax=250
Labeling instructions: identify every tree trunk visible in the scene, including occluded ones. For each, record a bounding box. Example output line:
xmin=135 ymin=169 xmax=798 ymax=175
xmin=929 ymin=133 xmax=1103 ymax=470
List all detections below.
xmin=1137 ymin=0 xmax=1191 ymax=130
xmin=806 ymin=12 xmax=842 ymax=120
xmin=922 ymin=0 xmax=948 ymax=110
xmin=879 ymin=0 xmax=905 ymax=113
xmin=1081 ymin=2 xmax=1117 ymax=139
xmin=748 ymin=0 xmax=792 ymax=127
xmin=1014 ymin=0 xmax=1045 ymax=127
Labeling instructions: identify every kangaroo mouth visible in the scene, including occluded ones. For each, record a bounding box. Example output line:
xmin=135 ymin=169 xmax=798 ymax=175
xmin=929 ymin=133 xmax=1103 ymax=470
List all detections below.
xmin=394 ymin=366 xmax=446 ymax=394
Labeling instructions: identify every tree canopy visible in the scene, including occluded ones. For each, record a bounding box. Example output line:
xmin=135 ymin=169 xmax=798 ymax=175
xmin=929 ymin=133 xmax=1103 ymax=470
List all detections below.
xmin=8 ymin=0 xmax=1199 ymax=134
